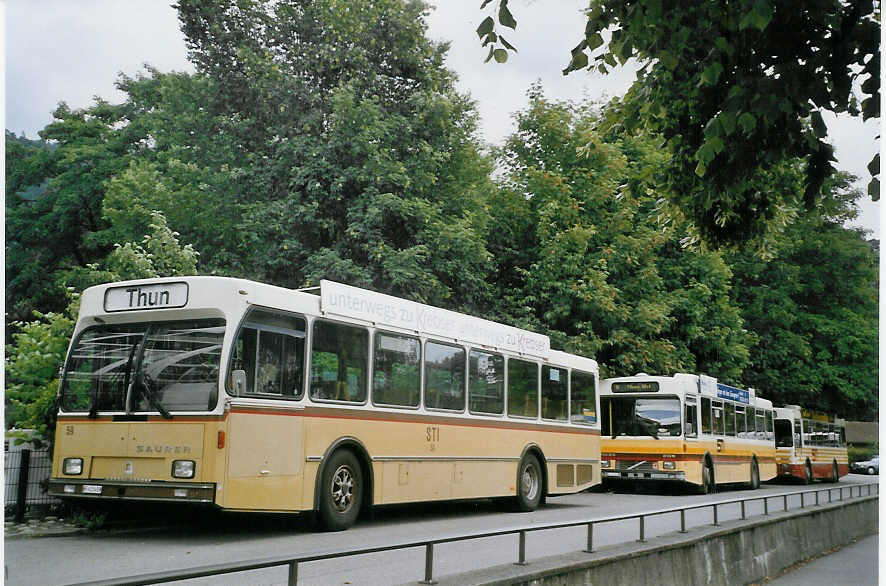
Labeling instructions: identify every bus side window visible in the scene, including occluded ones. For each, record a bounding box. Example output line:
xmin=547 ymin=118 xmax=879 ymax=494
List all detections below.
xmin=712 ymin=401 xmax=725 ymax=435
xmin=372 ymin=332 xmax=421 ymax=408
xmin=755 ymin=409 xmax=765 ymax=440
xmin=507 ymin=358 xmax=538 ymax=419
xmin=701 ymin=397 xmax=712 ymax=435
xmin=724 ymin=402 xmax=736 ymax=436
xmin=230 ymin=309 xmax=306 ymax=398
xmin=570 ymin=370 xmax=597 ymax=425
xmin=541 ymin=366 xmax=567 ymax=421
xmin=424 ymin=341 xmax=465 ymax=411
xmin=684 ymin=401 xmax=698 ymax=437
xmin=310 ymin=320 xmax=368 ymax=402
xmin=735 ymin=406 xmax=746 ymax=438
xmin=468 ymin=350 xmax=504 ymax=415
xmin=230 ymin=327 xmax=258 ymax=395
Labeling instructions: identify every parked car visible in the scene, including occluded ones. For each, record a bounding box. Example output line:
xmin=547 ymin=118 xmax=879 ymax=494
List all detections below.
xmin=851 ymin=455 xmax=879 ymax=475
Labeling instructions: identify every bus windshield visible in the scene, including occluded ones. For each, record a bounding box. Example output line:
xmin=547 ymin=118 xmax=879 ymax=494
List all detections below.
xmin=774 ymin=419 xmax=794 ymax=447
xmin=602 ymin=395 xmax=682 ymax=438
xmin=60 ymin=319 xmax=225 ymax=414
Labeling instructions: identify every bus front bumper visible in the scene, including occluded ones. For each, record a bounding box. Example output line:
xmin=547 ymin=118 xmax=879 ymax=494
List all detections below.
xmin=48 ymin=478 xmax=216 ymax=504
xmin=602 ymin=469 xmax=686 ymax=481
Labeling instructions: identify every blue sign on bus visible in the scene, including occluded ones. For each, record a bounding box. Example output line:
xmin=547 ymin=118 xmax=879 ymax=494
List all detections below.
xmin=717 ymin=383 xmax=749 ymax=404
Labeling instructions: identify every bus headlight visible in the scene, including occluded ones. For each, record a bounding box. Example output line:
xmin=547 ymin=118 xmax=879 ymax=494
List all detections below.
xmin=662 ymin=461 xmax=676 ymax=471
xmin=172 ymin=460 xmax=195 ymax=479
xmin=63 ymin=458 xmax=83 ymax=475
xmin=601 ymin=459 xmax=611 ymax=468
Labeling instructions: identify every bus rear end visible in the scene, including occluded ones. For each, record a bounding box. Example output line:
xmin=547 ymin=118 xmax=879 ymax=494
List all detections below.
xmin=48 ymin=278 xmax=241 ymax=506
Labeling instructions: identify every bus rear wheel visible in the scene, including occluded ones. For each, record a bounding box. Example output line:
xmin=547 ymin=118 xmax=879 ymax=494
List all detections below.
xmin=514 ymin=454 xmax=543 ymax=512
xmin=802 ymin=461 xmax=813 ymax=485
xmin=318 ymin=450 xmax=363 ymax=531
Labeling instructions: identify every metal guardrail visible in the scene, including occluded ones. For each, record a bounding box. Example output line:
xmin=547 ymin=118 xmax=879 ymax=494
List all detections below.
xmin=68 ymin=482 xmax=879 ymax=586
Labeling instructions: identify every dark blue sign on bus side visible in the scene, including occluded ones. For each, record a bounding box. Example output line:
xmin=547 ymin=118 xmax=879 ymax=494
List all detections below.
xmin=716 ymin=383 xmax=749 ymax=404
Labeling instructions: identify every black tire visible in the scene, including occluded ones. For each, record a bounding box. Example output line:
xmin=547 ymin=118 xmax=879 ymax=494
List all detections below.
xmin=867 ymin=466 xmax=876 ymax=475
xmin=514 ymin=454 xmax=543 ymax=512
xmin=318 ymin=450 xmax=363 ymax=531
xmin=802 ymin=461 xmax=813 ymax=485
xmin=749 ymin=459 xmax=760 ymax=490
xmin=699 ymin=459 xmax=715 ymax=495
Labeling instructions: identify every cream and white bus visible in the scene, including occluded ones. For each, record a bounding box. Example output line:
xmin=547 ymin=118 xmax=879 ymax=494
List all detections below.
xmin=600 ymin=373 xmax=776 ymax=493
xmin=48 ymin=277 xmax=601 ymax=530
xmin=773 ymin=405 xmax=848 ymax=483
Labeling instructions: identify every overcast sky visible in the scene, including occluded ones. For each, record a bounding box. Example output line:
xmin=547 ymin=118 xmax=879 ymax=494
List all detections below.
xmin=4 ymin=0 xmax=879 ymax=236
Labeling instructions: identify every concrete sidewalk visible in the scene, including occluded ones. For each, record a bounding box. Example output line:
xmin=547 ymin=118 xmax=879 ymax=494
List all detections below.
xmin=763 ymin=534 xmax=878 ymax=586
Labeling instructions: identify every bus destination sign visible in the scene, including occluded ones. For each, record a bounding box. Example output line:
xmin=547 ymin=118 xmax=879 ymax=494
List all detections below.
xmin=611 ymin=381 xmax=659 ymax=393
xmin=716 ymin=383 xmax=749 ymax=404
xmin=104 ymin=282 xmax=189 ymax=312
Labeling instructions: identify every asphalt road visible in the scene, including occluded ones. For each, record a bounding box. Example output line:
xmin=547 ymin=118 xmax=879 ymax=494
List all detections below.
xmin=4 ymin=475 xmax=877 ymax=585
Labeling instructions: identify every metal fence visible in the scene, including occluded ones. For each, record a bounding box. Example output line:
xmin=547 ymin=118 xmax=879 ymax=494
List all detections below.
xmin=66 ymin=481 xmax=879 ymax=586
xmin=5 ymin=449 xmax=61 ymax=521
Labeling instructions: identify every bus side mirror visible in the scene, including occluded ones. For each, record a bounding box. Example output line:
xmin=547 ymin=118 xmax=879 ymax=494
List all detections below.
xmin=685 ymin=423 xmax=694 ymax=437
xmin=232 ymin=370 xmax=247 ymax=396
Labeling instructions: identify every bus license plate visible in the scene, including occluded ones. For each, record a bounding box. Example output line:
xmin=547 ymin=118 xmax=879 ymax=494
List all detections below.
xmin=82 ymin=485 xmax=102 ymax=494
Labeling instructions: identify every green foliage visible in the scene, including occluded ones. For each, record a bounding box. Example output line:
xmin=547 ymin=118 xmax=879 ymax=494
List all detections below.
xmin=729 ymin=175 xmax=879 ymax=419
xmin=70 ymin=508 xmax=108 ymax=530
xmin=482 ymin=0 xmax=880 ymax=246
xmin=849 ymin=444 xmax=878 ymax=464
xmin=490 ymin=90 xmax=752 ymax=381
xmin=176 ymin=0 xmax=495 ymax=310
xmin=5 ymin=312 xmax=75 ymax=438
xmin=6 ymin=101 xmax=134 ymax=323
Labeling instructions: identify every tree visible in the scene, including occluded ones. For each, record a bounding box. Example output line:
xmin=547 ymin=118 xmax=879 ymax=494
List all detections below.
xmin=6 ymin=68 xmax=248 ymax=324
xmin=489 ymin=89 xmax=752 ymax=380
xmin=175 ymin=0 xmax=496 ymax=310
xmin=6 ymin=101 xmax=135 ymax=323
xmin=479 ymin=0 xmax=880 ymax=247
xmin=728 ymin=175 xmax=879 ymax=419
xmin=5 ymin=133 xmax=62 ymax=323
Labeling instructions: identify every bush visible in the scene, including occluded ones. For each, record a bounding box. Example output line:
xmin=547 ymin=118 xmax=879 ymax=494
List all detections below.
xmin=848 ymin=444 xmax=878 ymax=464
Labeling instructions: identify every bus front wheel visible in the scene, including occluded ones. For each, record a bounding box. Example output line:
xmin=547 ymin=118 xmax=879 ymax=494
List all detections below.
xmin=318 ymin=450 xmax=363 ymax=531
xmin=514 ymin=454 xmax=543 ymax=512
xmin=748 ymin=459 xmax=760 ymax=490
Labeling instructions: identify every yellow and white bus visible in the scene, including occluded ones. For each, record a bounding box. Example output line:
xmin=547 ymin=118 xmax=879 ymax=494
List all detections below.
xmin=599 ymin=374 xmax=776 ymax=493
xmin=773 ymin=405 xmax=848 ymax=483
xmin=48 ymin=277 xmax=601 ymax=529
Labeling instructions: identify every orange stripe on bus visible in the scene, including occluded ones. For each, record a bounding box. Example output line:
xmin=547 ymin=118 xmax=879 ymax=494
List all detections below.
xmin=229 ymin=407 xmax=601 ymax=436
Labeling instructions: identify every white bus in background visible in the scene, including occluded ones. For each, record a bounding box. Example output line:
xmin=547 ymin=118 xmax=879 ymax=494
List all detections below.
xmin=774 ymin=405 xmax=848 ymax=483
xmin=600 ymin=373 xmax=776 ymax=493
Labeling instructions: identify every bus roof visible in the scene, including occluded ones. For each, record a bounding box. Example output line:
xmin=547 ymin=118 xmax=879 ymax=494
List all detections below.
xmin=77 ymin=277 xmax=596 ymax=367
xmin=601 ymin=372 xmax=771 ymax=408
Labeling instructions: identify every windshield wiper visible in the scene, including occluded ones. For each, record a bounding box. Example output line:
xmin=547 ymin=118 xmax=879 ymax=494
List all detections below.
xmin=138 ymin=374 xmax=172 ymax=419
